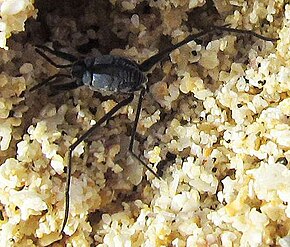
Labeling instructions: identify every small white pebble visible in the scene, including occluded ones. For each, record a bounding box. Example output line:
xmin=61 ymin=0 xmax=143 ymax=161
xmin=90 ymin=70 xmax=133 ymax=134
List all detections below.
xmin=19 ymin=63 xmax=33 ymax=74
xmin=1 ymin=0 xmax=28 ymax=15
xmin=131 ymin=14 xmax=139 ymax=28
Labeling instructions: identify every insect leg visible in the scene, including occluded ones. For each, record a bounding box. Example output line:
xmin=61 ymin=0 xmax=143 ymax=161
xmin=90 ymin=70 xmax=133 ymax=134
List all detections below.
xmin=138 ymin=28 xmax=212 ymax=72
xmin=128 ymin=87 xmax=160 ymax=178
xmin=36 ymin=45 xmax=77 ymax=62
xmin=139 ymin=25 xmax=277 ymax=72
xmin=36 ymin=48 xmax=73 ymax=68
xmin=29 ymin=73 xmax=71 ymax=92
xmin=213 ymin=25 xmax=278 ymax=42
xmin=61 ymin=94 xmax=134 ymax=234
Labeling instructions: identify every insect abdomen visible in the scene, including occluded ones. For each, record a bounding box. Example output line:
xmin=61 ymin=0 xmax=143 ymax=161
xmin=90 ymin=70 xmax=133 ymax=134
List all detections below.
xmin=85 ymin=55 xmax=147 ymax=93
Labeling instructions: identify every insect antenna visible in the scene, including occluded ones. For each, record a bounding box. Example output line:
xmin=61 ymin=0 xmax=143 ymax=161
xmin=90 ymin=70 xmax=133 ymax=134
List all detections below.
xmin=29 ymin=73 xmax=71 ymax=92
xmin=35 ymin=48 xmax=74 ymax=68
xmin=36 ymin=45 xmax=78 ymax=62
xmin=47 ymin=80 xmax=83 ymax=96
xmin=31 ymin=46 xmax=80 ymax=93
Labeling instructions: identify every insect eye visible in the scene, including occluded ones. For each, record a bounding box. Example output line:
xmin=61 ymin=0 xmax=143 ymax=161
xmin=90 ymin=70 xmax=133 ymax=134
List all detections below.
xmin=72 ymin=62 xmax=86 ymax=78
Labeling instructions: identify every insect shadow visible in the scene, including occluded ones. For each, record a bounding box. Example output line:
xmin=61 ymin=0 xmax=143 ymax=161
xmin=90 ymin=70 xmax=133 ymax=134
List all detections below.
xmin=30 ymin=25 xmax=277 ymax=234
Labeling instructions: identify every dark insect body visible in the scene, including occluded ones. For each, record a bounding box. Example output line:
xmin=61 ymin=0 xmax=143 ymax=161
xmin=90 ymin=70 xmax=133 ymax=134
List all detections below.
xmin=71 ymin=55 xmax=147 ymax=93
xmin=30 ymin=25 xmax=277 ymax=234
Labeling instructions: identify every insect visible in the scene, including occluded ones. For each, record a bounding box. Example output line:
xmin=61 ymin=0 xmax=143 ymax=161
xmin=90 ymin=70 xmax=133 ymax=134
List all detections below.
xmin=30 ymin=25 xmax=277 ymax=234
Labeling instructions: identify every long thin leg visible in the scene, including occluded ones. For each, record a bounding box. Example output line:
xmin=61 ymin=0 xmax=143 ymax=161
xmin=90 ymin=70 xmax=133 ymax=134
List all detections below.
xmin=213 ymin=25 xmax=278 ymax=41
xmin=61 ymin=94 xmax=134 ymax=234
xmin=128 ymin=87 xmax=159 ymax=178
xmin=36 ymin=45 xmax=78 ymax=62
xmin=139 ymin=29 xmax=211 ymax=72
xmin=36 ymin=48 xmax=73 ymax=68
xmin=29 ymin=73 xmax=71 ymax=92
xmin=139 ymin=25 xmax=277 ymax=72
